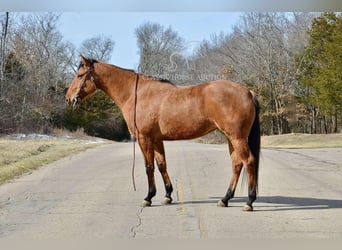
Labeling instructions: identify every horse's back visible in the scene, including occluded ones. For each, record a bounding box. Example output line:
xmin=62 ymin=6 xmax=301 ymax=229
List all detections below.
xmin=156 ymin=80 xmax=254 ymax=140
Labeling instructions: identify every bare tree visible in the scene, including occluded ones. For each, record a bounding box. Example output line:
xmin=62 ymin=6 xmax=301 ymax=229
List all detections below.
xmin=0 ymin=12 xmax=9 ymax=85
xmin=190 ymin=12 xmax=314 ymax=134
xmin=0 ymin=12 xmax=122 ymax=136
xmin=0 ymin=12 xmax=11 ymax=131
xmin=135 ymin=22 xmax=185 ymax=83
xmin=7 ymin=13 xmax=74 ymax=132
xmin=79 ymin=35 xmax=115 ymax=62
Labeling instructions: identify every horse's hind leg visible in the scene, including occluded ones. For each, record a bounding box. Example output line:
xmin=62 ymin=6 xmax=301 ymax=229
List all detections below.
xmin=244 ymin=154 xmax=257 ymax=211
xmin=218 ymin=138 xmax=257 ymax=211
xmin=232 ymin=138 xmax=257 ymax=211
xmin=154 ymin=141 xmax=173 ymax=204
xmin=218 ymin=140 xmax=243 ymax=207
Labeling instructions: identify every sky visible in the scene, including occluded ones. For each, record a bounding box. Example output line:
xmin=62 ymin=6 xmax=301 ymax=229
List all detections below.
xmin=2 ymin=0 xmax=342 ymax=12
xmin=58 ymin=12 xmax=242 ymax=70
xmin=3 ymin=0 xmax=341 ymax=69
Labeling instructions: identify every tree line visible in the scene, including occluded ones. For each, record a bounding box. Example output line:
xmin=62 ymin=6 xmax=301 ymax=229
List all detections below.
xmin=0 ymin=12 xmax=341 ymax=141
xmin=0 ymin=13 xmax=129 ymax=140
xmin=136 ymin=12 xmax=341 ymax=135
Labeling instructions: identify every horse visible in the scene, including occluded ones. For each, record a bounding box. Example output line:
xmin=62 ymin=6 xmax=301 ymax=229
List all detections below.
xmin=66 ymin=55 xmax=260 ymax=211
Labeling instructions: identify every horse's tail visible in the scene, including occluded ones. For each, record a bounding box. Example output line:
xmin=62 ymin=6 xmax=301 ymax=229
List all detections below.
xmin=248 ymin=91 xmax=261 ymax=192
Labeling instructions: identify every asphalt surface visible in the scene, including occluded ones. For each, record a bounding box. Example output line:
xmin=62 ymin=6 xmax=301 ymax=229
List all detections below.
xmin=0 ymin=141 xmax=341 ymax=238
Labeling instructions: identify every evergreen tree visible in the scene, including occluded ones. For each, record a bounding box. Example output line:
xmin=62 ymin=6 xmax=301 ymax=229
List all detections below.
xmin=296 ymin=12 xmax=342 ymax=133
xmin=54 ymin=91 xmax=130 ymax=141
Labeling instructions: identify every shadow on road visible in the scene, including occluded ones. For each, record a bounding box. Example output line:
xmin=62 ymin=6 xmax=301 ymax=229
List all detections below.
xmin=172 ymin=196 xmax=342 ymax=211
xmin=256 ymin=196 xmax=342 ymax=211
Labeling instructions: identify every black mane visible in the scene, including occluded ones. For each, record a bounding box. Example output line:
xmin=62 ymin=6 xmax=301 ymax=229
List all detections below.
xmin=111 ymin=64 xmax=175 ymax=85
xmin=141 ymin=74 xmax=175 ymax=86
xmin=111 ymin=64 xmax=136 ymax=74
xmin=79 ymin=58 xmax=175 ymax=85
xmin=156 ymin=77 xmax=175 ymax=85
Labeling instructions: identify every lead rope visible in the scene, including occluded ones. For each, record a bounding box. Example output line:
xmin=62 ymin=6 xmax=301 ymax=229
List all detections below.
xmin=132 ymin=74 xmax=139 ymax=191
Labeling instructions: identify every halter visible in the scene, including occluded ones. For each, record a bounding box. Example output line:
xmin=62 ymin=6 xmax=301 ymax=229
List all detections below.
xmin=72 ymin=64 xmax=97 ymax=109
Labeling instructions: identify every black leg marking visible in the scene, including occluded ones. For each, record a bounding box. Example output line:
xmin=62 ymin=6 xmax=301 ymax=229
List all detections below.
xmin=144 ymin=164 xmax=156 ymax=204
xmin=144 ymin=188 xmax=156 ymax=203
xmin=246 ymin=188 xmax=256 ymax=207
xmin=165 ymin=183 xmax=173 ymax=199
xmin=221 ymin=188 xmax=235 ymax=206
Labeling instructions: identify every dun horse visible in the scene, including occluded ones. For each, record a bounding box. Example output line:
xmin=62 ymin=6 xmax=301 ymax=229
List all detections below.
xmin=66 ymin=55 xmax=260 ymax=211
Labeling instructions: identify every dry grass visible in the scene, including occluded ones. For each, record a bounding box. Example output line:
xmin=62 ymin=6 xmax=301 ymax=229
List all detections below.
xmin=51 ymin=127 xmax=88 ymax=139
xmin=198 ymin=131 xmax=342 ymax=149
xmin=0 ymin=138 xmax=107 ymax=184
xmin=261 ymin=133 xmax=342 ymax=148
xmin=2 ymin=132 xmax=340 ymax=184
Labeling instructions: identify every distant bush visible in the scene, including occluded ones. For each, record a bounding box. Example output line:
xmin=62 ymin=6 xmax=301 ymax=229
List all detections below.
xmin=52 ymin=91 xmax=130 ymax=141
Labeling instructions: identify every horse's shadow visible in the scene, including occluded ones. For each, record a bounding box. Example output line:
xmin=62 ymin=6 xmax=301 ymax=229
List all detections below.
xmin=172 ymin=196 xmax=342 ymax=211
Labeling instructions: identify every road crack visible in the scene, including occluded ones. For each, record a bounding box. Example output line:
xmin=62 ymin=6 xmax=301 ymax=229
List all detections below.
xmin=130 ymin=206 xmax=144 ymax=238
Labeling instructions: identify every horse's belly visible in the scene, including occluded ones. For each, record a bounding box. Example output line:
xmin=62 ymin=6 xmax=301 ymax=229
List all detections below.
xmin=159 ymin=116 xmax=215 ymax=140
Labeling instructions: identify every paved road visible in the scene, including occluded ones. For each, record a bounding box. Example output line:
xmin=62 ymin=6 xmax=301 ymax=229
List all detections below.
xmin=0 ymin=141 xmax=341 ymax=238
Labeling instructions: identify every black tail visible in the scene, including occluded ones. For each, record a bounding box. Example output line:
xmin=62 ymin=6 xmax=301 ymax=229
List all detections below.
xmin=248 ymin=93 xmax=261 ymax=192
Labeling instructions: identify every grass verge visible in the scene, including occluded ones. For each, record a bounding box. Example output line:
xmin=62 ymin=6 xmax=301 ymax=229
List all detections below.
xmin=0 ymin=138 xmax=107 ymax=184
xmin=198 ymin=131 xmax=342 ymax=149
xmin=261 ymin=133 xmax=342 ymax=148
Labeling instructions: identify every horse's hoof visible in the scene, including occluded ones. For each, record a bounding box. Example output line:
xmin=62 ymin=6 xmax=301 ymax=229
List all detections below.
xmin=243 ymin=204 xmax=253 ymax=211
xmin=142 ymin=200 xmax=152 ymax=207
xmin=162 ymin=197 xmax=172 ymax=205
xmin=217 ymin=200 xmax=227 ymax=207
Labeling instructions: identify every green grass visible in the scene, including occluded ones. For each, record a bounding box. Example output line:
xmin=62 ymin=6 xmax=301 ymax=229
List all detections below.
xmin=0 ymin=138 xmax=107 ymax=184
xmin=261 ymin=133 xmax=342 ymax=148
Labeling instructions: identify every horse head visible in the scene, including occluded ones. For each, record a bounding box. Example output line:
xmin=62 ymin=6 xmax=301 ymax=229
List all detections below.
xmin=66 ymin=55 xmax=98 ymax=109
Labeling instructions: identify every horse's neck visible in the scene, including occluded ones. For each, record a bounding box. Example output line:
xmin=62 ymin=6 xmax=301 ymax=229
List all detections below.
xmin=96 ymin=63 xmax=136 ymax=109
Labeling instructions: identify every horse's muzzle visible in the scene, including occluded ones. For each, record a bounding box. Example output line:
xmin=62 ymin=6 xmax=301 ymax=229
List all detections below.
xmin=72 ymin=95 xmax=80 ymax=110
xmin=66 ymin=95 xmax=80 ymax=110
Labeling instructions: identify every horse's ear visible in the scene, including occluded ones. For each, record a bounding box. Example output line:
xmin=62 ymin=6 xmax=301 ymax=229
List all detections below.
xmin=80 ymin=55 xmax=90 ymax=67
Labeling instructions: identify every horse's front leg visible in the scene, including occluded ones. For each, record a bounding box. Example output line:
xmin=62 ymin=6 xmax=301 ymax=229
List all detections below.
xmin=138 ymin=137 xmax=156 ymax=207
xmin=154 ymin=140 xmax=173 ymax=205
